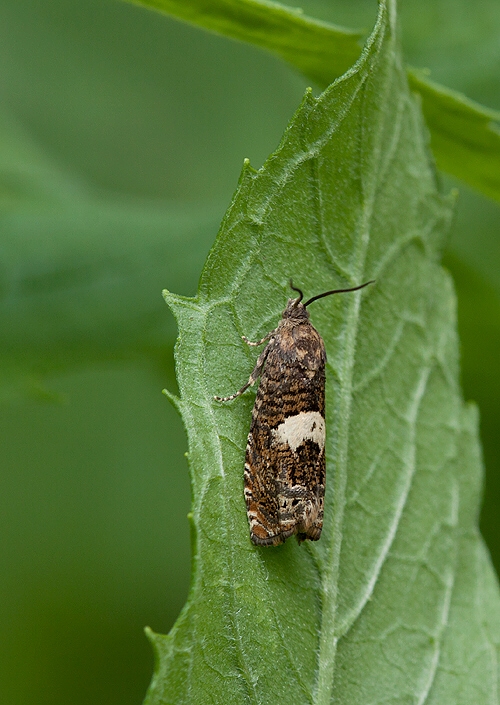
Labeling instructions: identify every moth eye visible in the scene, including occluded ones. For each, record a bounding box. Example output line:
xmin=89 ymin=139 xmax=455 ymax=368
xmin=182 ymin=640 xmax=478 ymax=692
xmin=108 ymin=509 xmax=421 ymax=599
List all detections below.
xmin=292 ymin=499 xmax=300 ymax=507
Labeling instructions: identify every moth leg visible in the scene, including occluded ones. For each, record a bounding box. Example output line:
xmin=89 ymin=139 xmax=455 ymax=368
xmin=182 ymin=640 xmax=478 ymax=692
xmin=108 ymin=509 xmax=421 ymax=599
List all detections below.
xmin=214 ymin=344 xmax=271 ymax=402
xmin=242 ymin=333 xmax=271 ymax=347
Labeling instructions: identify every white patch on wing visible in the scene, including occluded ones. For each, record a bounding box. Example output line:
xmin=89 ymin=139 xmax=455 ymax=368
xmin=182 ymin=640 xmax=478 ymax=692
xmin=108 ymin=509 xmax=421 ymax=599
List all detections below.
xmin=272 ymin=411 xmax=325 ymax=452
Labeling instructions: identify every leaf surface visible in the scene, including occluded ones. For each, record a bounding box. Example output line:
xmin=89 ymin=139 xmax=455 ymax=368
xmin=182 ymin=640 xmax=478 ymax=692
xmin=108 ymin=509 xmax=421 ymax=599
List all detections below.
xmin=125 ymin=0 xmax=500 ymax=203
xmin=145 ymin=1 xmax=500 ymax=703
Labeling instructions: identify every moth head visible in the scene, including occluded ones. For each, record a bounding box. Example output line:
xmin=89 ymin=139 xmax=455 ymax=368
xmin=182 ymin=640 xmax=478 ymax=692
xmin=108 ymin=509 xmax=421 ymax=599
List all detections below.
xmin=284 ymin=278 xmax=375 ymax=319
xmin=282 ymin=282 xmax=310 ymax=321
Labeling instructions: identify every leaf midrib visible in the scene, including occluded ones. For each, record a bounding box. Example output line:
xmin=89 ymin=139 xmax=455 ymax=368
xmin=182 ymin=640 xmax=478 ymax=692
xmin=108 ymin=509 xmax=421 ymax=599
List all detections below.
xmin=313 ymin=5 xmax=393 ymax=702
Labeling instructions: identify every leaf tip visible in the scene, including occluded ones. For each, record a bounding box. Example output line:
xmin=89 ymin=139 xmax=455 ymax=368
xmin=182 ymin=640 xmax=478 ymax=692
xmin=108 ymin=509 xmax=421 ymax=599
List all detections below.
xmin=162 ymin=386 xmax=182 ymax=412
xmin=144 ymin=626 xmax=172 ymax=671
xmin=162 ymin=287 xmax=188 ymax=304
xmin=162 ymin=288 xmax=196 ymax=318
xmin=241 ymin=157 xmax=258 ymax=176
xmin=303 ymin=86 xmax=316 ymax=108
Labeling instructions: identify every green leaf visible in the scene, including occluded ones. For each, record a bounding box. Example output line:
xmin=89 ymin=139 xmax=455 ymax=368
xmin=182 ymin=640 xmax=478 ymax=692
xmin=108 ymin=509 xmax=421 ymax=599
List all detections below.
xmin=408 ymin=70 xmax=500 ymax=205
xmin=123 ymin=0 xmax=364 ymax=87
xmin=145 ymin=1 xmax=500 ymax=702
xmin=124 ymin=0 xmax=500 ymax=204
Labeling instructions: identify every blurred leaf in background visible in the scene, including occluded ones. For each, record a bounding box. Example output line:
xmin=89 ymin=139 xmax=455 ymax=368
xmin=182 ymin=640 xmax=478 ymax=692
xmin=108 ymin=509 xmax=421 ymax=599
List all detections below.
xmin=0 ymin=0 xmax=499 ymax=704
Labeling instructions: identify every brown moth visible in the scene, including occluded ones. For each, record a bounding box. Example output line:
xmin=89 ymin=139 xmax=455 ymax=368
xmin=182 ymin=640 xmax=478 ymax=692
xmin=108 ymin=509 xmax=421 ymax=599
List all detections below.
xmin=215 ymin=280 xmax=374 ymax=546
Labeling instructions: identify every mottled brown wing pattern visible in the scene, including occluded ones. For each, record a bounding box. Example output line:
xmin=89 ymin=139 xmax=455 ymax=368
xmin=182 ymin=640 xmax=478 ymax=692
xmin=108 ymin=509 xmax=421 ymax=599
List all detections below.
xmin=215 ymin=283 xmax=374 ymax=547
xmin=244 ymin=322 xmax=326 ymax=546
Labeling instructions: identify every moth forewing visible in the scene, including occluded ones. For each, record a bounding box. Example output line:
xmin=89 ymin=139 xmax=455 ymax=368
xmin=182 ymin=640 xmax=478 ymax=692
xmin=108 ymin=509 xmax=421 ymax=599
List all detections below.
xmin=215 ymin=280 xmax=374 ymax=546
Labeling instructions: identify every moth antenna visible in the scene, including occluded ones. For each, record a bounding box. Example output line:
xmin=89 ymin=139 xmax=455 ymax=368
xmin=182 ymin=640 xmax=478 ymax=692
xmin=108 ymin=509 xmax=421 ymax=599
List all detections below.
xmin=289 ymin=279 xmax=304 ymax=306
xmin=303 ymin=280 xmax=375 ymax=308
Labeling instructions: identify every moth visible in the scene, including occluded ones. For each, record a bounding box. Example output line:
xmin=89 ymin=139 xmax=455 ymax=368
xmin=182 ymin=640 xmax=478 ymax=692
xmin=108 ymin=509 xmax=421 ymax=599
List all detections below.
xmin=215 ymin=280 xmax=374 ymax=546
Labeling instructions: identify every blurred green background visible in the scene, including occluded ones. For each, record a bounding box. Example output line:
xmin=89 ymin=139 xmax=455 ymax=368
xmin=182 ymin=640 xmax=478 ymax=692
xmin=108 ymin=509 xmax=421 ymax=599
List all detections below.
xmin=0 ymin=0 xmax=499 ymax=703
